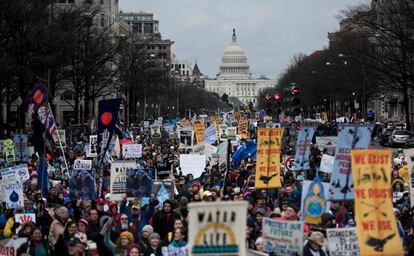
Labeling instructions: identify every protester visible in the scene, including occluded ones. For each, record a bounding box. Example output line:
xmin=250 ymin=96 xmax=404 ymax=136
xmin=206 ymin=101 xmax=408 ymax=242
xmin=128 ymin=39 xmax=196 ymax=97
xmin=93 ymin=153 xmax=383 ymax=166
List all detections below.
xmin=17 ymin=227 xmax=49 ymax=256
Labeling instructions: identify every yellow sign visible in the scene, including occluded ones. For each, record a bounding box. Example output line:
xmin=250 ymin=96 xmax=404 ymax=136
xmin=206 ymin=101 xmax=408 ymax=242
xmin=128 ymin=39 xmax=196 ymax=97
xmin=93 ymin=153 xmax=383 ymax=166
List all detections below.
xmin=351 ymin=149 xmax=403 ymax=256
xmin=255 ymin=128 xmax=283 ymax=189
xmin=234 ymin=112 xmax=241 ymax=122
xmin=209 ymin=115 xmax=221 ymax=135
xmin=194 ymin=123 xmax=205 ymax=144
xmin=238 ymin=120 xmax=249 ymax=139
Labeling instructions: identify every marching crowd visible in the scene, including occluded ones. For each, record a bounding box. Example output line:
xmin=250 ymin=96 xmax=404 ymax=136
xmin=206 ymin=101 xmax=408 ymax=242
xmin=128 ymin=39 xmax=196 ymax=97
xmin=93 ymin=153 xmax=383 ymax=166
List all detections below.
xmin=0 ymin=121 xmax=413 ymax=256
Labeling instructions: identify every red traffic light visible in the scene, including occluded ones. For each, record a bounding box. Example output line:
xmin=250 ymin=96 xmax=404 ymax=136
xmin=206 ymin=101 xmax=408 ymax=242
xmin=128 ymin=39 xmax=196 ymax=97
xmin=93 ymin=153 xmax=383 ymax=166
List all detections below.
xmin=274 ymin=93 xmax=281 ymax=101
xmin=291 ymin=86 xmax=300 ymax=95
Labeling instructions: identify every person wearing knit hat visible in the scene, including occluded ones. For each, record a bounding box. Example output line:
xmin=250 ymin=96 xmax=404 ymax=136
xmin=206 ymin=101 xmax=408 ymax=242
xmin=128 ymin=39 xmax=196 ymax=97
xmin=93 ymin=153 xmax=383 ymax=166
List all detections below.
xmin=141 ymin=233 xmax=162 ymax=255
xmin=138 ymin=225 xmax=154 ymax=252
xmin=191 ymin=181 xmax=201 ymax=195
xmin=78 ymin=219 xmax=88 ymax=233
xmin=103 ymin=219 xmax=134 ymax=256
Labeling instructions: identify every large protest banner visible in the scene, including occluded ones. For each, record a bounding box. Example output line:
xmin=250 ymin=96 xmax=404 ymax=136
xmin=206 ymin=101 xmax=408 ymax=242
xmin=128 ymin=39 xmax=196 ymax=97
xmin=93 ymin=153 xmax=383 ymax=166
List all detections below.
xmin=246 ymin=250 xmax=269 ymax=256
xmin=0 ymin=164 xmax=30 ymax=184
xmin=404 ymin=148 xmax=414 ymax=207
xmin=238 ymin=119 xmax=249 ymax=139
xmin=351 ymin=149 xmax=403 ymax=256
xmin=69 ymin=169 xmax=96 ymax=200
xmin=326 ymin=227 xmax=359 ymax=256
xmin=110 ymin=161 xmax=137 ymax=201
xmin=161 ymin=246 xmax=187 ymax=256
xmin=329 ymin=125 xmax=373 ymax=200
xmin=0 ymin=238 xmax=27 ymax=256
xmin=180 ymin=154 xmax=206 ymax=178
xmin=262 ymin=218 xmax=303 ymax=256
xmin=294 ymin=126 xmax=316 ymax=171
xmin=125 ymin=168 xmax=152 ymax=199
xmin=188 ymin=201 xmax=247 ymax=256
xmin=13 ymin=134 xmax=28 ymax=162
xmin=255 ymin=128 xmax=283 ymax=189
xmin=300 ymin=180 xmax=330 ymax=225
xmin=194 ymin=123 xmax=205 ymax=144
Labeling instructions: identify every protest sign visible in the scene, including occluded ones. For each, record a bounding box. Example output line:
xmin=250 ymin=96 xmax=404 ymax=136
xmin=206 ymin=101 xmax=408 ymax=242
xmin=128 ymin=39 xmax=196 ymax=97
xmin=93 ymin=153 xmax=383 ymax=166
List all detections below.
xmin=255 ymin=128 xmax=283 ymax=189
xmin=315 ymin=136 xmax=336 ymax=150
xmin=13 ymin=134 xmax=28 ymax=162
xmin=88 ymin=135 xmax=98 ymax=157
xmin=219 ymin=124 xmax=228 ymax=141
xmin=150 ymin=124 xmax=161 ymax=138
xmin=161 ymin=246 xmax=187 ymax=256
xmin=226 ymin=127 xmax=237 ymax=142
xmin=404 ymin=148 xmax=414 ymax=207
xmin=192 ymin=143 xmax=205 ymax=155
xmin=125 ymin=168 xmax=152 ymax=199
xmin=238 ymin=119 xmax=249 ymax=139
xmin=152 ymin=180 xmax=174 ymax=207
xmin=15 ymin=213 xmax=36 ymax=224
xmin=329 ymin=125 xmax=373 ymax=200
xmin=179 ymin=129 xmax=194 ymax=149
xmin=262 ymin=218 xmax=304 ymax=256
xmin=10 ymin=164 xmax=30 ymax=183
xmin=351 ymin=149 xmax=403 ymax=256
xmin=110 ymin=161 xmax=137 ymax=201
xmin=246 ymin=250 xmax=269 ymax=256
xmin=326 ymin=227 xmax=359 ymax=256
xmin=156 ymin=159 xmax=172 ymax=180
xmin=52 ymin=129 xmax=66 ymax=148
xmin=180 ymin=154 xmax=206 ymax=178
xmin=300 ymin=180 xmax=330 ymax=224
xmin=234 ymin=112 xmax=241 ymax=122
xmin=3 ymin=139 xmax=15 ymax=163
xmin=69 ymin=169 xmax=96 ymax=200
xmin=74 ymin=159 xmax=92 ymax=170
xmin=122 ymin=144 xmax=142 ymax=159
xmin=0 ymin=238 xmax=27 ymax=256
xmin=5 ymin=182 xmax=24 ymax=209
xmin=294 ymin=126 xmax=316 ymax=171
xmin=320 ymin=154 xmax=334 ymax=173
xmin=188 ymin=201 xmax=247 ymax=256
xmin=194 ymin=123 xmax=205 ymax=144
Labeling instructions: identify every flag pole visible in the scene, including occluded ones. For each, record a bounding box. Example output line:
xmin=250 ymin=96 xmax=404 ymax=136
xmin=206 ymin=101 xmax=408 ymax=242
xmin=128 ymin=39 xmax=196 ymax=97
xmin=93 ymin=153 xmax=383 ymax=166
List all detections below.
xmin=56 ymin=130 xmax=69 ymax=172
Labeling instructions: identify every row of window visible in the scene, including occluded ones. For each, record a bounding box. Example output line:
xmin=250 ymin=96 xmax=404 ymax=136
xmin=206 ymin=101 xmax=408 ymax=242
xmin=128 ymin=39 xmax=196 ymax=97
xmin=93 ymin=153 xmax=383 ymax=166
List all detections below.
xmin=147 ymin=45 xmax=168 ymax=50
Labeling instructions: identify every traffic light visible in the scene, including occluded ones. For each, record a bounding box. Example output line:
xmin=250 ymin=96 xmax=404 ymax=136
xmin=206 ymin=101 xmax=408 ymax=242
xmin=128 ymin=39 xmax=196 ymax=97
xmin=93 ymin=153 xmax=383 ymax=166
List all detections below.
xmin=265 ymin=101 xmax=272 ymax=116
xmin=291 ymin=86 xmax=301 ymax=116
xmin=274 ymin=93 xmax=282 ymax=115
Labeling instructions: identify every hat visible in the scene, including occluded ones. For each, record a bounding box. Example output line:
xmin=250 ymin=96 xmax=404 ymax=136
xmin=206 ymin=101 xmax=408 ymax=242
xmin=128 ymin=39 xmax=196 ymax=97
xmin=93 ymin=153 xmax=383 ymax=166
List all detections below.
xmin=79 ymin=219 xmax=89 ymax=227
xmin=67 ymin=237 xmax=82 ymax=247
xmin=192 ymin=182 xmax=201 ymax=189
xmin=287 ymin=203 xmax=299 ymax=212
xmin=120 ymin=231 xmax=134 ymax=242
xmin=105 ymin=193 xmax=111 ymax=199
xmin=296 ymin=175 xmax=305 ymax=181
xmin=308 ymin=231 xmax=325 ymax=246
xmin=204 ymin=191 xmax=212 ymax=197
xmin=256 ymin=208 xmax=266 ymax=216
xmin=255 ymin=237 xmax=264 ymax=245
xmin=149 ymin=232 xmax=160 ymax=241
xmin=96 ymin=198 xmax=105 ymax=205
xmin=75 ymin=233 xmax=88 ymax=246
xmin=142 ymin=225 xmax=154 ymax=234
xmin=131 ymin=205 xmax=140 ymax=210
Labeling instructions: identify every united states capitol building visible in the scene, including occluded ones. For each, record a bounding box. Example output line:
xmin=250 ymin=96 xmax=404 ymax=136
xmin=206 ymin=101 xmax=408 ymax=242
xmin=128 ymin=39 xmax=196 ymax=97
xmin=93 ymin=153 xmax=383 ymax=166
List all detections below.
xmin=204 ymin=29 xmax=276 ymax=107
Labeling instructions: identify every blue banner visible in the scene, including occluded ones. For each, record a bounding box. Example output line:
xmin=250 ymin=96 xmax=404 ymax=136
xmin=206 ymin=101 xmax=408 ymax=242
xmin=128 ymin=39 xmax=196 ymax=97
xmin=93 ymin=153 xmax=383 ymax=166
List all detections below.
xmin=329 ymin=125 xmax=373 ymax=200
xmin=294 ymin=126 xmax=316 ymax=171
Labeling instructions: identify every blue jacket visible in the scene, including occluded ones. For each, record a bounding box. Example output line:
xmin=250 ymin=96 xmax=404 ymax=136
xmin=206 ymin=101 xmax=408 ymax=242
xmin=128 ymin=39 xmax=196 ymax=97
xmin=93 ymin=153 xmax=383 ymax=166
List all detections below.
xmin=120 ymin=199 xmax=155 ymax=238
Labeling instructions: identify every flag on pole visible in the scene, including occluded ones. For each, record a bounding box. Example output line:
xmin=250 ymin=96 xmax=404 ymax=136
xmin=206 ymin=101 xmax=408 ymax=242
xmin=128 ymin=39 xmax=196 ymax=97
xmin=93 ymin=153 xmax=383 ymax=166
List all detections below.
xmin=37 ymin=103 xmax=57 ymax=139
xmin=96 ymin=98 xmax=122 ymax=166
xmin=25 ymin=81 xmax=48 ymax=112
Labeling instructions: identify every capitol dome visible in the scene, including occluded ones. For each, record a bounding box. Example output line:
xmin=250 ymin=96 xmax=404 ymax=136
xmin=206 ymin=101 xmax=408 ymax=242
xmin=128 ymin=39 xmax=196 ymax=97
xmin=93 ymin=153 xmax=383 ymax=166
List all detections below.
xmin=218 ymin=29 xmax=251 ymax=80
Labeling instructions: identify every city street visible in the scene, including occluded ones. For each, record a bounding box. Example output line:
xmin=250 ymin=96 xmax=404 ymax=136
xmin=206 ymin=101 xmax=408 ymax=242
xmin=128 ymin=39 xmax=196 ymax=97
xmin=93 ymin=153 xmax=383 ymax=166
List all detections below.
xmin=0 ymin=1 xmax=413 ymax=256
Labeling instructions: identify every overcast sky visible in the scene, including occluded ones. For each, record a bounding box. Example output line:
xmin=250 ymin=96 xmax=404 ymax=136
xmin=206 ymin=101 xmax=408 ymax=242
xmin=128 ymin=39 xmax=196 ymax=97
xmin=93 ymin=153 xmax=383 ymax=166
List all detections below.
xmin=120 ymin=0 xmax=370 ymax=79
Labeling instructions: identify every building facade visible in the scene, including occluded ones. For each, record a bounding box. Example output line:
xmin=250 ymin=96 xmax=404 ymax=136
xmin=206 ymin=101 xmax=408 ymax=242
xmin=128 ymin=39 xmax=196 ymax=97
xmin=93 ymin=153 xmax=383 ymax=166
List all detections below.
xmin=204 ymin=30 xmax=276 ymax=107
xmin=119 ymin=11 xmax=173 ymax=67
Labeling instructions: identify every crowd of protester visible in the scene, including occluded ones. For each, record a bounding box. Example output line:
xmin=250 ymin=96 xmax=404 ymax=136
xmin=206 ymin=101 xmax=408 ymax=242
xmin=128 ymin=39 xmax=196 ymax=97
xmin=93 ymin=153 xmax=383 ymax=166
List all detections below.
xmin=0 ymin=121 xmax=413 ymax=256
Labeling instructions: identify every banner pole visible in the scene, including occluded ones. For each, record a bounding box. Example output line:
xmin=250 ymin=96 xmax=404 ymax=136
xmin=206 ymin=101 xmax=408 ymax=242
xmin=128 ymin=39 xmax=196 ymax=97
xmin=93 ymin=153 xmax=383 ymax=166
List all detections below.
xmin=56 ymin=130 xmax=69 ymax=172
